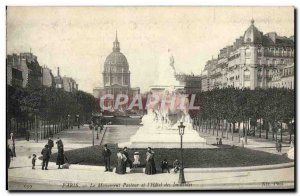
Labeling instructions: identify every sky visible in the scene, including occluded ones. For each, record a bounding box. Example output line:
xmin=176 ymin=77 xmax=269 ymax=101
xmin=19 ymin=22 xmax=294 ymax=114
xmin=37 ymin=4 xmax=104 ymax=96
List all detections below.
xmin=6 ymin=7 xmax=294 ymax=93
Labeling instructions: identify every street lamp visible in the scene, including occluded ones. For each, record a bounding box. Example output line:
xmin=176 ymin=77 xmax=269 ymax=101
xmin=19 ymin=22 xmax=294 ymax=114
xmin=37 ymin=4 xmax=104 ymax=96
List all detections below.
xmin=67 ymin=114 xmax=70 ymax=129
xmin=178 ymin=122 xmax=186 ymax=184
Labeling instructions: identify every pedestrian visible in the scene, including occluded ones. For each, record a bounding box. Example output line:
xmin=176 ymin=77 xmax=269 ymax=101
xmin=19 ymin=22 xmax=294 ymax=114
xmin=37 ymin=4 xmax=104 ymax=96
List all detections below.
xmin=219 ymin=138 xmax=222 ymax=145
xmin=32 ymin=154 xmax=37 ymax=169
xmin=173 ymin=159 xmax=180 ymax=173
xmin=123 ymin=147 xmax=133 ymax=169
xmin=278 ymin=141 xmax=282 ymax=153
xmin=10 ymin=132 xmax=15 ymax=142
xmin=56 ymin=146 xmax=65 ymax=169
xmin=12 ymin=142 xmax=16 ymax=157
xmin=48 ymin=138 xmax=54 ymax=154
xmin=7 ymin=144 xmax=13 ymax=169
xmin=133 ymin=152 xmax=140 ymax=168
xmin=145 ymin=147 xmax=156 ymax=175
xmin=216 ymin=137 xmax=219 ymax=145
xmin=41 ymin=144 xmax=50 ymax=170
xmin=56 ymin=137 xmax=64 ymax=150
xmin=161 ymin=159 xmax=170 ymax=173
xmin=116 ymin=149 xmax=127 ymax=174
xmin=102 ymin=144 xmax=112 ymax=172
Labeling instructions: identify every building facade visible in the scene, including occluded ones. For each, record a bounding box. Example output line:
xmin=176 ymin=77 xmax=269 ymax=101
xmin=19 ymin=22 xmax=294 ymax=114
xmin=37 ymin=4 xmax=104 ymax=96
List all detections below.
xmin=42 ymin=66 xmax=54 ymax=87
xmin=62 ymin=76 xmax=78 ymax=92
xmin=7 ymin=52 xmax=79 ymax=92
xmin=54 ymin=67 xmax=78 ymax=92
xmin=6 ymin=52 xmax=39 ymax=88
xmin=201 ymin=20 xmax=294 ymax=91
xmin=175 ymin=73 xmax=202 ymax=93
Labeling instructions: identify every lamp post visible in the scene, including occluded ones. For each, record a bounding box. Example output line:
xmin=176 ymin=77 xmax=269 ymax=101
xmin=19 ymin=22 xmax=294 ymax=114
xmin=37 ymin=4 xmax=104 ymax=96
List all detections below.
xmin=92 ymin=125 xmax=95 ymax=146
xmin=67 ymin=114 xmax=70 ymax=129
xmin=96 ymin=124 xmax=99 ymax=140
xmin=178 ymin=122 xmax=186 ymax=184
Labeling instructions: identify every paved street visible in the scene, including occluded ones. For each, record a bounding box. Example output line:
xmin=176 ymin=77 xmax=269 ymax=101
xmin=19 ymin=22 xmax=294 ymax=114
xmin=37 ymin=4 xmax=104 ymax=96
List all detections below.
xmin=7 ymin=125 xmax=294 ymax=190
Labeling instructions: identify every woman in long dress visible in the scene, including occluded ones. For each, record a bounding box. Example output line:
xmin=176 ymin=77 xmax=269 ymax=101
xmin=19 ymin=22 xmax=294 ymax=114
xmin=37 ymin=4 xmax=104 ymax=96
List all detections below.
xmin=56 ymin=146 xmax=65 ymax=169
xmin=116 ymin=150 xmax=127 ymax=174
xmin=145 ymin=147 xmax=156 ymax=175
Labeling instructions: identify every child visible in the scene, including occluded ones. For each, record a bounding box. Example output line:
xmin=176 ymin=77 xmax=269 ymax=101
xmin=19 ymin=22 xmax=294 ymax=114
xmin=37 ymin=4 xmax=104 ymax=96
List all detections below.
xmin=161 ymin=159 xmax=170 ymax=173
xmin=173 ymin=159 xmax=180 ymax=173
xmin=133 ymin=152 xmax=140 ymax=168
xmin=32 ymin=154 xmax=37 ymax=169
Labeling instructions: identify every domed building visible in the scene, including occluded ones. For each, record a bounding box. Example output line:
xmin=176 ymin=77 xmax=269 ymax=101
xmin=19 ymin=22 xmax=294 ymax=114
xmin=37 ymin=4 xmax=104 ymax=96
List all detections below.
xmin=103 ymin=33 xmax=131 ymax=89
xmin=93 ymin=32 xmax=140 ymax=112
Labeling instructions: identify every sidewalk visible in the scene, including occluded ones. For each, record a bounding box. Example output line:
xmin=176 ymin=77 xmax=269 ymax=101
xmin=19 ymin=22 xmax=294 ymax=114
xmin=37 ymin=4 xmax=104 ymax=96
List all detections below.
xmin=195 ymin=127 xmax=292 ymax=155
xmin=8 ymin=156 xmax=294 ymax=190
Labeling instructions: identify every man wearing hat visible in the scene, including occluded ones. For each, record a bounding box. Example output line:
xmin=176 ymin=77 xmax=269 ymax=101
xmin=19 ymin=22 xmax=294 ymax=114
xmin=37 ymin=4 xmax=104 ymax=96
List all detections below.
xmin=41 ymin=144 xmax=50 ymax=170
xmin=102 ymin=144 xmax=112 ymax=172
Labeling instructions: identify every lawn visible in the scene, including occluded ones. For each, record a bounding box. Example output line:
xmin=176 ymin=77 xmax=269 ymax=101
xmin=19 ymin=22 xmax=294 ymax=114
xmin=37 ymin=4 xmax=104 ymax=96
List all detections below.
xmin=48 ymin=144 xmax=292 ymax=168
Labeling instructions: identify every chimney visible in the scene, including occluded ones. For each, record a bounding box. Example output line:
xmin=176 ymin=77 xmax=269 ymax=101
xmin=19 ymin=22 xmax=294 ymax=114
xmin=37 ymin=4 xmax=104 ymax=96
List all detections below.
xmin=57 ymin=67 xmax=60 ymax=77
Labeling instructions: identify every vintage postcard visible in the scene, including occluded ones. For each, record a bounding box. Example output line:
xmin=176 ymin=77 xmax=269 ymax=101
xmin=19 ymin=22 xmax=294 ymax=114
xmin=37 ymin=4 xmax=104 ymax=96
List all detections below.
xmin=6 ymin=6 xmax=295 ymax=191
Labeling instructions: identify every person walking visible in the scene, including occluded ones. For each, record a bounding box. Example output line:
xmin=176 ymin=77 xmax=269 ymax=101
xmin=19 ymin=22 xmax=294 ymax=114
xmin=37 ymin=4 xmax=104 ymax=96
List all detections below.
xmin=12 ymin=142 xmax=16 ymax=157
xmin=275 ymin=140 xmax=279 ymax=152
xmin=123 ymin=147 xmax=133 ymax=169
xmin=278 ymin=141 xmax=282 ymax=153
xmin=41 ymin=144 xmax=50 ymax=170
xmin=7 ymin=144 xmax=13 ymax=169
xmin=56 ymin=146 xmax=65 ymax=169
xmin=145 ymin=147 xmax=156 ymax=175
xmin=116 ymin=149 xmax=127 ymax=174
xmin=102 ymin=144 xmax=112 ymax=172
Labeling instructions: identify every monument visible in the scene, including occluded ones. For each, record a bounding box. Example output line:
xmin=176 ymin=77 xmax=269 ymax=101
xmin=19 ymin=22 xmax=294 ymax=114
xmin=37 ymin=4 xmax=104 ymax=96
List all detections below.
xmin=119 ymin=50 xmax=210 ymax=148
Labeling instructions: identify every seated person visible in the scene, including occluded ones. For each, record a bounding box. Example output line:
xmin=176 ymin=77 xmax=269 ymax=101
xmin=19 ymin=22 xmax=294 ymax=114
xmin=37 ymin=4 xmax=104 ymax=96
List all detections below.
xmin=161 ymin=159 xmax=170 ymax=173
xmin=133 ymin=152 xmax=140 ymax=168
xmin=173 ymin=159 xmax=180 ymax=173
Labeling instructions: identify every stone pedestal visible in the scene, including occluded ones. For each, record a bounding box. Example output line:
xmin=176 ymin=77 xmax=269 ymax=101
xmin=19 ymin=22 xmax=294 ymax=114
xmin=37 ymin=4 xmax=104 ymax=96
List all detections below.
xmin=118 ymin=124 xmax=212 ymax=149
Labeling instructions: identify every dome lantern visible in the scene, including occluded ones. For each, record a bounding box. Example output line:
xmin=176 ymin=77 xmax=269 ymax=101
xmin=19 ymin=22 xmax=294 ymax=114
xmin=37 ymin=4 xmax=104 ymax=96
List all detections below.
xmin=113 ymin=31 xmax=120 ymax=52
xmin=243 ymin=19 xmax=263 ymax=44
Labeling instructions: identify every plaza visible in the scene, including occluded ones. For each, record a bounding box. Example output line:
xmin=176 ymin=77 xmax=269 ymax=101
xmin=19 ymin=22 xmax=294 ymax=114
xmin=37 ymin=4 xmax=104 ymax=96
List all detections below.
xmin=6 ymin=7 xmax=295 ymax=191
xmin=7 ymin=123 xmax=294 ymax=190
